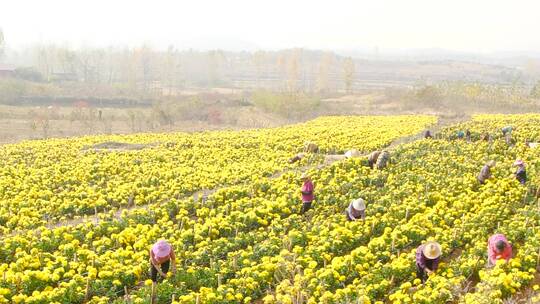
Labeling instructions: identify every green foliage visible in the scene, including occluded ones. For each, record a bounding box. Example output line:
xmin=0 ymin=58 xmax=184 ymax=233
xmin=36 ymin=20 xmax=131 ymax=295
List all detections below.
xmin=0 ymin=79 xmax=28 ymax=104
xmin=415 ymin=85 xmax=441 ymax=105
xmin=251 ymin=90 xmax=320 ymax=118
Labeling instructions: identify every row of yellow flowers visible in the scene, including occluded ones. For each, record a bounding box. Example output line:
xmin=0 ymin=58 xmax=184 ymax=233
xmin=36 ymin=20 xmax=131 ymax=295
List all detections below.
xmin=3 ymin=114 xmax=540 ymax=303
xmin=0 ymin=115 xmax=435 ymax=303
xmin=0 ymin=115 xmax=435 ymax=233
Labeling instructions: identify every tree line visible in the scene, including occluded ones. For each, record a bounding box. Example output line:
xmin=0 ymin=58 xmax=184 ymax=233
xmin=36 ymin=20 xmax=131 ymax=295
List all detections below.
xmin=5 ymin=44 xmax=356 ymax=96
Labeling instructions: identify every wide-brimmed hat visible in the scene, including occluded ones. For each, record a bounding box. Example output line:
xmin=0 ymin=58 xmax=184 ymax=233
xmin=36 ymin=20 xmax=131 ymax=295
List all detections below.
xmin=486 ymin=160 xmax=496 ymax=167
xmin=300 ymin=172 xmax=310 ymax=179
xmin=352 ymin=198 xmax=366 ymax=211
xmin=422 ymin=241 xmax=442 ymax=259
xmin=152 ymin=240 xmax=172 ymax=259
xmin=513 ymin=159 xmax=525 ymax=167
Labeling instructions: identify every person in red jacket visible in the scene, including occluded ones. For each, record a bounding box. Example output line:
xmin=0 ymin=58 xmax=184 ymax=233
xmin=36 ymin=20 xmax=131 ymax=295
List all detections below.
xmin=300 ymin=172 xmax=314 ymax=214
xmin=487 ymin=234 xmax=512 ymax=267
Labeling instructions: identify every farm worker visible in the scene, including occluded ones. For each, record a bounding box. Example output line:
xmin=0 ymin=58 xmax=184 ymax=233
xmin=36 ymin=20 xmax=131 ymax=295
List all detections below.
xmin=466 ymin=130 xmax=471 ymax=142
xmin=457 ymin=130 xmax=465 ymax=139
xmin=304 ymin=142 xmax=319 ymax=153
xmin=424 ymin=130 xmax=433 ymax=139
xmin=513 ymin=159 xmax=527 ymax=185
xmin=300 ymin=172 xmax=314 ymax=214
xmin=345 ymin=149 xmax=361 ymax=158
xmin=487 ymin=234 xmax=512 ymax=267
xmin=477 ymin=160 xmax=496 ymax=184
xmin=289 ymin=153 xmax=305 ymax=164
xmin=376 ymin=151 xmax=390 ymax=170
xmin=416 ymin=241 xmax=442 ymax=283
xmin=505 ymin=133 xmax=513 ymax=146
xmin=368 ymin=151 xmax=381 ymax=169
xmin=527 ymin=142 xmax=540 ymax=149
xmin=481 ymin=132 xmax=490 ymax=141
xmin=149 ymin=240 xmax=177 ymax=283
xmin=346 ymin=198 xmax=366 ymax=221
xmin=501 ymin=125 xmax=513 ymax=136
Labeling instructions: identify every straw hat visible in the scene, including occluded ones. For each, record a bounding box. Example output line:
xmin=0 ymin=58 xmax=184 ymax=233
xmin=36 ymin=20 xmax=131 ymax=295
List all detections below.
xmin=513 ymin=159 xmax=525 ymax=167
xmin=300 ymin=172 xmax=310 ymax=179
xmin=422 ymin=241 xmax=442 ymax=259
xmin=486 ymin=160 xmax=496 ymax=167
xmin=152 ymin=240 xmax=172 ymax=259
xmin=352 ymin=198 xmax=366 ymax=211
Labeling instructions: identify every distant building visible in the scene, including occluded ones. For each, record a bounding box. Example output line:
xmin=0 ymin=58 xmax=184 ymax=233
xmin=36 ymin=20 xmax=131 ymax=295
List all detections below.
xmin=0 ymin=65 xmax=16 ymax=78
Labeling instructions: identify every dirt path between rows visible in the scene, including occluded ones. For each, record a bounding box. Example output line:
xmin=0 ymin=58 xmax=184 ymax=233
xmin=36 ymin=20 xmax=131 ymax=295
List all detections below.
xmin=1 ymin=114 xmax=468 ymax=240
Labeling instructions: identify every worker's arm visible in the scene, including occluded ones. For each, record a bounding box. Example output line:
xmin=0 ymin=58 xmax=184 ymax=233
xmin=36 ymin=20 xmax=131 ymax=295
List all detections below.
xmin=415 ymin=247 xmax=427 ymax=270
xmin=487 ymin=241 xmax=497 ymax=266
xmin=170 ymin=250 xmax=177 ymax=273
xmin=503 ymin=243 xmax=512 ymax=262
xmin=149 ymin=250 xmax=166 ymax=277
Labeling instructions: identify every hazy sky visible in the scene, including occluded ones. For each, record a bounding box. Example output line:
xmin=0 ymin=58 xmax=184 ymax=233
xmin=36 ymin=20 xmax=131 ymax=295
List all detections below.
xmin=1 ymin=0 xmax=540 ymax=52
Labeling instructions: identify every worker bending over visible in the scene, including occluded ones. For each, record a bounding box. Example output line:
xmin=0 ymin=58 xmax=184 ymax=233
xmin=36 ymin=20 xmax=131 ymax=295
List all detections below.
xmin=368 ymin=151 xmax=381 ymax=169
xmin=513 ymin=159 xmax=527 ymax=185
xmin=346 ymin=198 xmax=366 ymax=221
xmin=487 ymin=234 xmax=512 ymax=267
xmin=300 ymin=172 xmax=315 ymax=214
xmin=416 ymin=241 xmax=442 ymax=283
xmin=477 ymin=160 xmax=495 ymax=184
xmin=376 ymin=151 xmax=390 ymax=170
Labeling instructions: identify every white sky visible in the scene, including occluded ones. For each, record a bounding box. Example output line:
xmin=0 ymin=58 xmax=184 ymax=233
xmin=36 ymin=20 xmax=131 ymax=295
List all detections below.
xmin=1 ymin=0 xmax=540 ymax=52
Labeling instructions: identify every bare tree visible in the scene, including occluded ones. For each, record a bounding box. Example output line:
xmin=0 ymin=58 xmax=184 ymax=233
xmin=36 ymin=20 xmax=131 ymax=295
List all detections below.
xmin=252 ymin=51 xmax=266 ymax=87
xmin=36 ymin=45 xmax=55 ymax=81
xmin=285 ymin=49 xmax=301 ymax=93
xmin=207 ymin=50 xmax=225 ymax=87
xmin=57 ymin=48 xmax=77 ymax=74
xmin=316 ymin=52 xmax=334 ymax=93
xmin=343 ymin=57 xmax=355 ymax=94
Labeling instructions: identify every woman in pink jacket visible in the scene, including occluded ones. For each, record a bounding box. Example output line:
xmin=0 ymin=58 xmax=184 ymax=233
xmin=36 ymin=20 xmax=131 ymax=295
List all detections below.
xmin=487 ymin=234 xmax=512 ymax=267
xmin=300 ymin=172 xmax=314 ymax=214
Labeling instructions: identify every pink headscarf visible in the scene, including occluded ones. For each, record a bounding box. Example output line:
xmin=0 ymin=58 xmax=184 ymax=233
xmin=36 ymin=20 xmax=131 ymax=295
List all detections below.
xmin=152 ymin=240 xmax=172 ymax=259
xmin=513 ymin=159 xmax=525 ymax=167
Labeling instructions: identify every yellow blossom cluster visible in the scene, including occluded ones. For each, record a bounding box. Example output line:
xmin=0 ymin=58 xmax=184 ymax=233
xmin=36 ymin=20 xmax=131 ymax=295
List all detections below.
xmin=0 ymin=115 xmax=435 ymax=234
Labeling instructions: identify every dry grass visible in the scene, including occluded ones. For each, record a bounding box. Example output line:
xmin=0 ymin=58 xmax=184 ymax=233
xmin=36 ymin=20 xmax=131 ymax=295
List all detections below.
xmin=0 ymin=103 xmax=290 ymax=144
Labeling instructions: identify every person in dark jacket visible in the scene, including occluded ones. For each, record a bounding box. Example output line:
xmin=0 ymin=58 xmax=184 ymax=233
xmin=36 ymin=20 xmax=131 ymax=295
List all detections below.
xmin=478 ymin=160 xmax=495 ymax=184
xmin=513 ymin=160 xmax=527 ymax=185
xmin=416 ymin=241 xmax=442 ymax=283
xmin=424 ymin=130 xmax=433 ymax=139
xmin=465 ymin=130 xmax=471 ymax=142
xmin=304 ymin=142 xmax=319 ymax=153
xmin=289 ymin=153 xmax=305 ymax=164
xmin=376 ymin=151 xmax=390 ymax=170
xmin=368 ymin=151 xmax=381 ymax=169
